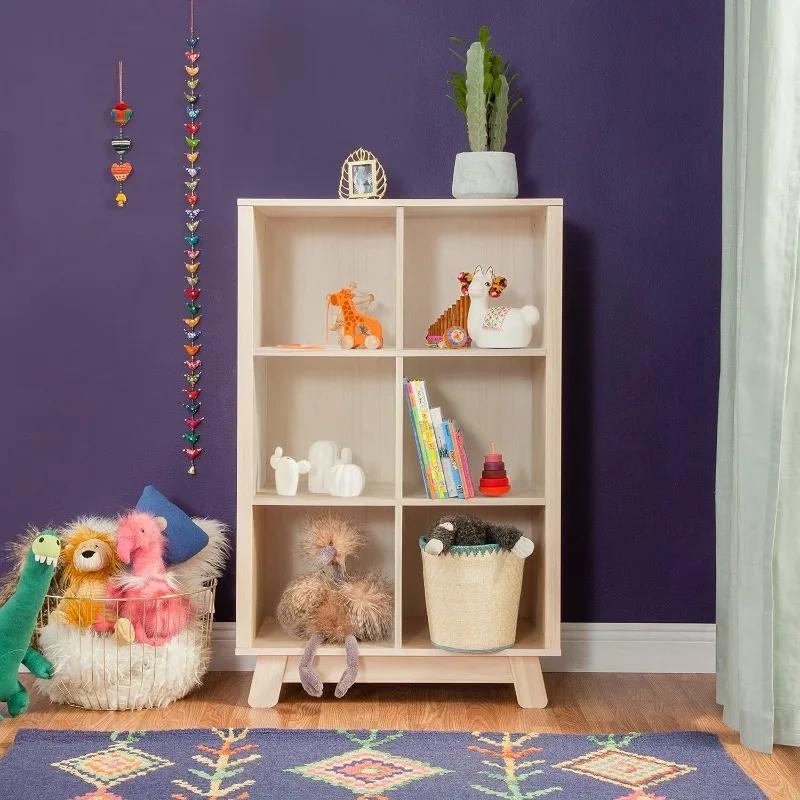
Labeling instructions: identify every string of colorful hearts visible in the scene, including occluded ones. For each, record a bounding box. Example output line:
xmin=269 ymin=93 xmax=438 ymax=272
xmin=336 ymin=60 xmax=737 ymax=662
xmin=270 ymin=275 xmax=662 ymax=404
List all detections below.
xmin=110 ymin=61 xmax=133 ymax=206
xmin=183 ymin=0 xmax=203 ymax=475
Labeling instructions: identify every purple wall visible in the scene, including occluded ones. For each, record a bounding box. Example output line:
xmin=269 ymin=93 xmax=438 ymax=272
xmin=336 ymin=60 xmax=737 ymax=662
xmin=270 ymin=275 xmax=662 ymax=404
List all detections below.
xmin=0 ymin=1 xmax=723 ymax=623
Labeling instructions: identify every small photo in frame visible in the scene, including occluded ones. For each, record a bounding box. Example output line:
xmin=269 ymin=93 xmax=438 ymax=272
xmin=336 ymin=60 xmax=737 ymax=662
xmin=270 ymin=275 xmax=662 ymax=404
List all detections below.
xmin=339 ymin=148 xmax=387 ymax=199
xmin=348 ymin=160 xmax=378 ymax=198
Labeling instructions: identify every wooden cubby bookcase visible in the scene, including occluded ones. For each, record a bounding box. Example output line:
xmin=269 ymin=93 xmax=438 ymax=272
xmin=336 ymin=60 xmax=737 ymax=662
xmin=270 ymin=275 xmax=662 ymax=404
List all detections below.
xmin=236 ymin=199 xmax=563 ymax=708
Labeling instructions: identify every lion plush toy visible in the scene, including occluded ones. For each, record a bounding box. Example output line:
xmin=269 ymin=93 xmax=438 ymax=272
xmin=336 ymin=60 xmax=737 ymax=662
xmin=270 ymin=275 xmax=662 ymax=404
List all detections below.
xmin=56 ymin=520 xmax=126 ymax=637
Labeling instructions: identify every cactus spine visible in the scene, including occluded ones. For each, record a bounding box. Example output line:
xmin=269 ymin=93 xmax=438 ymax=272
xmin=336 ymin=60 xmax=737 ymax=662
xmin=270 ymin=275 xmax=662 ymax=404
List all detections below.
xmin=489 ymin=74 xmax=509 ymax=152
xmin=465 ymin=42 xmax=487 ymax=152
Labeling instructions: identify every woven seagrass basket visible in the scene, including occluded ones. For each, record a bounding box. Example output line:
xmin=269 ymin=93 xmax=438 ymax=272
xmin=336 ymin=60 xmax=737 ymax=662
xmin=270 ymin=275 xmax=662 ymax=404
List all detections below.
xmin=419 ymin=537 xmax=524 ymax=653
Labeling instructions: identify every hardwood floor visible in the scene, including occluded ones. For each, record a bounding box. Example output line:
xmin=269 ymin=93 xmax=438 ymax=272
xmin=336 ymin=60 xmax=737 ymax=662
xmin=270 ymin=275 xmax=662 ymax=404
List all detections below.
xmin=2 ymin=672 xmax=798 ymax=799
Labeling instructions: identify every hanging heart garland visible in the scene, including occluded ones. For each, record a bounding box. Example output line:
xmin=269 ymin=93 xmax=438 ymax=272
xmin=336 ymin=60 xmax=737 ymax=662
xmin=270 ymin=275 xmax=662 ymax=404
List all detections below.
xmin=182 ymin=0 xmax=203 ymax=475
xmin=110 ymin=62 xmax=133 ymax=207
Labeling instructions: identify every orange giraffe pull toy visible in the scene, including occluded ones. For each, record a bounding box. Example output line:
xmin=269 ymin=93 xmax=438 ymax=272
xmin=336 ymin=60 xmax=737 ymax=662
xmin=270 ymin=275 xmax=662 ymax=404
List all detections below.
xmin=327 ymin=282 xmax=384 ymax=350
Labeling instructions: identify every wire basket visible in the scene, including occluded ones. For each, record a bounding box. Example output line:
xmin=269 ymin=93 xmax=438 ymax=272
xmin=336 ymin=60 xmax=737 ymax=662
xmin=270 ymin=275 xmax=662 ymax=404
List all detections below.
xmin=33 ymin=579 xmax=217 ymax=710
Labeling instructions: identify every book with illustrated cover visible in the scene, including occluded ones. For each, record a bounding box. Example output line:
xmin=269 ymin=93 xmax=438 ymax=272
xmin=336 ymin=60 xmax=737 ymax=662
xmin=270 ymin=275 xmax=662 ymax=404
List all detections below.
xmin=451 ymin=420 xmax=475 ymax=498
xmin=410 ymin=380 xmax=447 ymax=499
xmin=404 ymin=379 xmax=430 ymax=498
xmin=443 ymin=419 xmax=466 ymax=499
xmin=430 ymin=407 xmax=459 ymax=498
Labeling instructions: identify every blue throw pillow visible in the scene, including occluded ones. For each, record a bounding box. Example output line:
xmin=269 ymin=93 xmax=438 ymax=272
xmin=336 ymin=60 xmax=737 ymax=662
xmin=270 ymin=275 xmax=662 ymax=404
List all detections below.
xmin=135 ymin=485 xmax=209 ymax=565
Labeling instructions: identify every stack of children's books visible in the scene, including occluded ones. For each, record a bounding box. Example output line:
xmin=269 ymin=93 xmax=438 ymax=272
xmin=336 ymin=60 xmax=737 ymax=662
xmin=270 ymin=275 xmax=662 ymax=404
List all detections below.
xmin=404 ymin=378 xmax=475 ymax=499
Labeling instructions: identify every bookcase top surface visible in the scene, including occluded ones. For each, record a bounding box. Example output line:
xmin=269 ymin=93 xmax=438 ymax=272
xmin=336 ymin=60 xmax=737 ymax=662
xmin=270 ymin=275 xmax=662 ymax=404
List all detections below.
xmin=237 ymin=198 xmax=563 ymax=213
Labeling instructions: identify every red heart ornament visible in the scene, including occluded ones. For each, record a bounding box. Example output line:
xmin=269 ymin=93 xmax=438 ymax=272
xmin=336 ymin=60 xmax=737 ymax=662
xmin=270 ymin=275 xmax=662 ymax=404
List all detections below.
xmin=185 ymin=417 xmax=204 ymax=430
xmin=185 ymin=123 xmax=200 ymax=135
xmin=184 ymin=344 xmax=201 ymax=356
xmin=184 ymin=359 xmax=202 ymax=370
xmin=110 ymin=162 xmax=133 ymax=182
xmin=185 ymin=249 xmax=200 ymax=260
xmin=183 ymin=388 xmax=200 ymax=401
xmin=185 ymin=52 xmax=200 ymax=63
xmin=186 ymin=194 xmax=198 ymax=206
xmin=184 ymin=289 xmax=201 ymax=301
xmin=183 ymin=447 xmax=202 ymax=459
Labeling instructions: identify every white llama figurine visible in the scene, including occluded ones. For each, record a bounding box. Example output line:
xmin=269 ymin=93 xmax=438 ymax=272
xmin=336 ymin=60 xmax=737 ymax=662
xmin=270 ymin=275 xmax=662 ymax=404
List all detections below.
xmin=467 ymin=266 xmax=540 ymax=348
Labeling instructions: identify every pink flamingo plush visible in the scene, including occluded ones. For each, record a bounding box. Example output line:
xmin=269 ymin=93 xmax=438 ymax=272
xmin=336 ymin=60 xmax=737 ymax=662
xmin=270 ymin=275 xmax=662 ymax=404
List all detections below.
xmin=103 ymin=512 xmax=190 ymax=646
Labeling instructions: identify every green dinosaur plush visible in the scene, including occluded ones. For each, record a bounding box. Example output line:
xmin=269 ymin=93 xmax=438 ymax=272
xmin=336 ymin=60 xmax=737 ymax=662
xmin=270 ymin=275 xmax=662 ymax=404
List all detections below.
xmin=0 ymin=531 xmax=60 ymax=718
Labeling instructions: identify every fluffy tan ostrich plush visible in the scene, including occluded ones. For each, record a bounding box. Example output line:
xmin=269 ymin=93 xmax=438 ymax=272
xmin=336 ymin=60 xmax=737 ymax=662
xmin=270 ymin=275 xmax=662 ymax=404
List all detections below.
xmin=276 ymin=513 xmax=393 ymax=698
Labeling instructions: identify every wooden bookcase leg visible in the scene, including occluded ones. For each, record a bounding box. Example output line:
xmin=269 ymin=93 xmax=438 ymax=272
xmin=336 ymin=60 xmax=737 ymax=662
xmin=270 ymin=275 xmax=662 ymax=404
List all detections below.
xmin=510 ymin=656 xmax=548 ymax=709
xmin=248 ymin=655 xmax=287 ymax=708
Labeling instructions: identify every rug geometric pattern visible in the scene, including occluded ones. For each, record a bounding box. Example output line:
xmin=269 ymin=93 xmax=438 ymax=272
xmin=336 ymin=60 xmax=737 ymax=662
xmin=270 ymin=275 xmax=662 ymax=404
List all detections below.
xmin=67 ymin=792 xmax=126 ymax=800
xmin=552 ymin=747 xmax=696 ymax=789
xmin=51 ymin=743 xmax=174 ymax=789
xmin=287 ymin=729 xmax=450 ymax=794
xmin=288 ymin=748 xmax=447 ymax=792
xmin=0 ymin=728 xmax=765 ymax=800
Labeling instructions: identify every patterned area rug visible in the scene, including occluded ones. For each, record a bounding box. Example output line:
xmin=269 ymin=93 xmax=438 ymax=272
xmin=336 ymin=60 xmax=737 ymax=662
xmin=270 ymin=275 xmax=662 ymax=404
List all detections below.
xmin=0 ymin=728 xmax=764 ymax=799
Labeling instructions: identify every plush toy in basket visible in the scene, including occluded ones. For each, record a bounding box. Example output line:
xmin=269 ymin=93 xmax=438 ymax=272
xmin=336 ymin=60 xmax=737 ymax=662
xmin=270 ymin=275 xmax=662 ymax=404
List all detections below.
xmin=55 ymin=520 xmax=133 ymax=643
xmin=0 ymin=486 xmax=230 ymax=710
xmin=423 ymin=514 xmax=534 ymax=559
xmin=276 ymin=513 xmax=393 ymax=698
xmin=93 ymin=511 xmax=191 ymax=646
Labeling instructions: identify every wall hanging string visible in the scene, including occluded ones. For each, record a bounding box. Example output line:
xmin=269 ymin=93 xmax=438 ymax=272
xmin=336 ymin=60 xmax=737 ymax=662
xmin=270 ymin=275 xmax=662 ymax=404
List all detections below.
xmin=110 ymin=61 xmax=133 ymax=207
xmin=182 ymin=0 xmax=203 ymax=475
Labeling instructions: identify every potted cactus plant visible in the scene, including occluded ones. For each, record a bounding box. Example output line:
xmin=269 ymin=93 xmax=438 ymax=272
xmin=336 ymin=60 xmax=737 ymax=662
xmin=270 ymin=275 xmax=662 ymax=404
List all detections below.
xmin=447 ymin=26 xmax=522 ymax=199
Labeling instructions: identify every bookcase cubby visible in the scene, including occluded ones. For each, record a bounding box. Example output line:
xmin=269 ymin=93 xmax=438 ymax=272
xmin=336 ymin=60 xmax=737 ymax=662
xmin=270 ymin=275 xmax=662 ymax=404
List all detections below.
xmin=237 ymin=199 xmax=562 ymax=708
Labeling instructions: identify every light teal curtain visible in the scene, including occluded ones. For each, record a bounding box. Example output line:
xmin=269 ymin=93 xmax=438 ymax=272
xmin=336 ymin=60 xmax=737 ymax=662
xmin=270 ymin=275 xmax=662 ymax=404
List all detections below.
xmin=717 ymin=0 xmax=800 ymax=753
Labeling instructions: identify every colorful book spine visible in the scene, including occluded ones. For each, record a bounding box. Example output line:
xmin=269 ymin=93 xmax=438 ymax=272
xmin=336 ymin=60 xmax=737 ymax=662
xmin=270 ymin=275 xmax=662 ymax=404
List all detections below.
xmin=443 ymin=420 xmax=466 ymax=499
xmin=411 ymin=381 xmax=438 ymax=496
xmin=407 ymin=379 xmax=437 ymax=498
xmin=404 ymin=379 xmax=430 ymax=498
xmin=412 ymin=380 xmax=447 ymax=499
xmin=430 ymin=407 xmax=458 ymax=498
xmin=452 ymin=422 xmax=475 ymax=498
xmin=448 ymin=420 xmax=470 ymax=499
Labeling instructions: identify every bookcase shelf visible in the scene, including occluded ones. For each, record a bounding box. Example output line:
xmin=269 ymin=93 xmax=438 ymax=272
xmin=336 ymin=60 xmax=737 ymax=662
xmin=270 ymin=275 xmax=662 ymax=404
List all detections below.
xmin=237 ymin=199 xmax=562 ymax=709
xmin=253 ymin=347 xmax=547 ymax=358
xmin=401 ymin=488 xmax=545 ymax=506
xmin=253 ymin=486 xmax=397 ymax=507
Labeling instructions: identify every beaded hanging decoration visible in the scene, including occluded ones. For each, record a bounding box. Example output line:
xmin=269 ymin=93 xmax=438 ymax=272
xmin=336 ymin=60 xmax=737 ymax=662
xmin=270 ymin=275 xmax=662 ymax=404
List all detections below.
xmin=182 ymin=0 xmax=203 ymax=475
xmin=110 ymin=61 xmax=133 ymax=207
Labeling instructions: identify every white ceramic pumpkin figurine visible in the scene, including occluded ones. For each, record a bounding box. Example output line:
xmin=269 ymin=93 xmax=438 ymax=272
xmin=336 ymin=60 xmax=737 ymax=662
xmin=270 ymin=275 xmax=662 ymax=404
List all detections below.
xmin=467 ymin=265 xmax=540 ymax=348
xmin=328 ymin=450 xmax=366 ymax=497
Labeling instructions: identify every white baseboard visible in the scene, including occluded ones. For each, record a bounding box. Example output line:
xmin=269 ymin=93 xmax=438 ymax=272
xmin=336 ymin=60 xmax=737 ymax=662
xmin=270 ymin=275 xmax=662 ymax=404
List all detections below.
xmin=553 ymin=623 xmax=715 ymax=673
xmin=210 ymin=623 xmax=716 ymax=674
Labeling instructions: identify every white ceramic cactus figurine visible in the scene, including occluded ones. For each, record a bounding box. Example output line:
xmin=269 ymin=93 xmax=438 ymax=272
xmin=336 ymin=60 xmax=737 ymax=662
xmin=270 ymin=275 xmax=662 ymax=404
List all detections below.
xmin=308 ymin=440 xmax=353 ymax=493
xmin=270 ymin=446 xmax=310 ymax=496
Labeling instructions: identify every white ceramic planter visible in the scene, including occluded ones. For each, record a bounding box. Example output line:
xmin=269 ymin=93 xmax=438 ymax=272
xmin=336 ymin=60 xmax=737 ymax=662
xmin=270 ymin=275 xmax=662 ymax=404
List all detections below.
xmin=451 ymin=152 xmax=519 ymax=199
